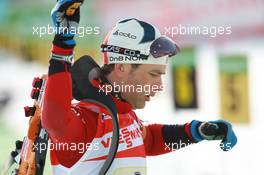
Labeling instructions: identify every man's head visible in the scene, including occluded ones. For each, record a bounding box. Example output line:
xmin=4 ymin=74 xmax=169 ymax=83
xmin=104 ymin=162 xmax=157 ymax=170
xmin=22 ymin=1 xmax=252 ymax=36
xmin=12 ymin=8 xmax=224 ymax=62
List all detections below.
xmin=101 ymin=63 xmax=166 ymax=109
xmin=100 ymin=18 xmax=180 ymax=109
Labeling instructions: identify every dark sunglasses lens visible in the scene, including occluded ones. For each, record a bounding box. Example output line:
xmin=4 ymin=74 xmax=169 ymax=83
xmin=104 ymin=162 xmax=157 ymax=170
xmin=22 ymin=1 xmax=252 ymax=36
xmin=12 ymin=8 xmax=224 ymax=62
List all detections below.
xmin=150 ymin=36 xmax=180 ymax=58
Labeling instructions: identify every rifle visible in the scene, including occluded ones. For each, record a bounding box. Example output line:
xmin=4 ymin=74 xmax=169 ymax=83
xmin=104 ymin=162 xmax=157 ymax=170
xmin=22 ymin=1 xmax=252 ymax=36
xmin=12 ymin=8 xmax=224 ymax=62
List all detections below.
xmin=1 ymin=75 xmax=49 ymax=175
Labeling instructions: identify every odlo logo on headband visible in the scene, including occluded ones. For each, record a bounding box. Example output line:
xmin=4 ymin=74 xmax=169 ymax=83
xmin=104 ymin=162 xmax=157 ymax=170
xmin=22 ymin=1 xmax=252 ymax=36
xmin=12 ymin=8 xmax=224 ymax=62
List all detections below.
xmin=113 ymin=30 xmax=137 ymax=39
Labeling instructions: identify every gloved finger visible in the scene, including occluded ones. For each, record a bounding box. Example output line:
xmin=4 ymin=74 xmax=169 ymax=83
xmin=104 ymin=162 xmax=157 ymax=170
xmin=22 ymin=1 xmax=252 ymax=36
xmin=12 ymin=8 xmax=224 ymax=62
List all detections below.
xmin=65 ymin=1 xmax=83 ymax=17
xmin=56 ymin=0 xmax=84 ymax=13
xmin=220 ymin=121 xmax=237 ymax=151
xmin=51 ymin=0 xmax=83 ymax=26
xmin=200 ymin=122 xmax=218 ymax=136
xmin=199 ymin=122 xmax=228 ymax=141
xmin=67 ymin=7 xmax=80 ymax=23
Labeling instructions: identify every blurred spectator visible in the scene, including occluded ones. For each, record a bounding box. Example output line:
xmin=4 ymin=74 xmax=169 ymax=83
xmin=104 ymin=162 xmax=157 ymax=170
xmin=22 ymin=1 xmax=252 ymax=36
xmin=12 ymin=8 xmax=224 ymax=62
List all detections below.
xmin=0 ymin=90 xmax=11 ymax=112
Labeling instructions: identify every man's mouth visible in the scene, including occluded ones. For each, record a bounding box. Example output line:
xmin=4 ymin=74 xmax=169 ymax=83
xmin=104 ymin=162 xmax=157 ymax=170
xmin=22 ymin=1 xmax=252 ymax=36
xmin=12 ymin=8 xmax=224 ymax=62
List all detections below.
xmin=145 ymin=95 xmax=152 ymax=101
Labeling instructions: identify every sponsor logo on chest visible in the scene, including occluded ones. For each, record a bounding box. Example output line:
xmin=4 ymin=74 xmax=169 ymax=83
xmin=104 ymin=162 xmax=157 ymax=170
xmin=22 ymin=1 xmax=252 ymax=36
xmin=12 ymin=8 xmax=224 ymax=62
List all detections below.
xmin=101 ymin=124 xmax=142 ymax=149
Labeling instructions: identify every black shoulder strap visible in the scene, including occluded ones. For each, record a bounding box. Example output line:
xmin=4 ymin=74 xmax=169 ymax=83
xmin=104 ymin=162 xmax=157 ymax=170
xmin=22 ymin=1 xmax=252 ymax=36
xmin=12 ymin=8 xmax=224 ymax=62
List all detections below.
xmin=71 ymin=55 xmax=119 ymax=175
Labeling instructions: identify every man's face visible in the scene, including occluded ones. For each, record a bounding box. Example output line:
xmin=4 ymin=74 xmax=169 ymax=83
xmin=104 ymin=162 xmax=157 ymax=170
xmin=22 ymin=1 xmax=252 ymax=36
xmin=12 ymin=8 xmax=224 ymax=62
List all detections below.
xmin=120 ymin=64 xmax=166 ymax=109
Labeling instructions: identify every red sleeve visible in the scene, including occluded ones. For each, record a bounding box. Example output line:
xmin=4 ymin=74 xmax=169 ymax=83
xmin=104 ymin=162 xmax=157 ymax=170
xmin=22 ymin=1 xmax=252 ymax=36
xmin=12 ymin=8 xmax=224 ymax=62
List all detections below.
xmin=42 ymin=71 xmax=87 ymax=141
xmin=42 ymin=47 xmax=99 ymax=167
xmin=42 ymin=67 xmax=99 ymax=167
xmin=144 ymin=124 xmax=171 ymax=156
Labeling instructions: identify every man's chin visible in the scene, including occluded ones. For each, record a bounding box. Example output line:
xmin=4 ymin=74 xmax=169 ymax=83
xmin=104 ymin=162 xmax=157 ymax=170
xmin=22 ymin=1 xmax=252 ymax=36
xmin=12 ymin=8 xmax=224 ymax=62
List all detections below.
xmin=132 ymin=101 xmax=146 ymax=109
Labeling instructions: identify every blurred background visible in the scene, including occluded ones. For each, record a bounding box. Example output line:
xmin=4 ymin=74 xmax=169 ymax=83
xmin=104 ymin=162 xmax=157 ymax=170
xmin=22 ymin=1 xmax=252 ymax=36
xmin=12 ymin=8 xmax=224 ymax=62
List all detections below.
xmin=0 ymin=0 xmax=264 ymax=174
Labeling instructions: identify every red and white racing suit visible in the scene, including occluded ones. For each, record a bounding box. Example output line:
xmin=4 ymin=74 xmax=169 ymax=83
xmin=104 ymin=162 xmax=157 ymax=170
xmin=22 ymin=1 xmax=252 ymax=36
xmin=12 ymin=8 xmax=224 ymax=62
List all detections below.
xmin=42 ymin=48 xmax=197 ymax=175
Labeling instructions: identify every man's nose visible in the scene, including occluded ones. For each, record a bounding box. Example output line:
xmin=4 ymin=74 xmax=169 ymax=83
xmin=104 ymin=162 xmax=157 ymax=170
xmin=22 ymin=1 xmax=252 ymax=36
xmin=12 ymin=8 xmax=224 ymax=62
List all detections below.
xmin=155 ymin=77 xmax=163 ymax=92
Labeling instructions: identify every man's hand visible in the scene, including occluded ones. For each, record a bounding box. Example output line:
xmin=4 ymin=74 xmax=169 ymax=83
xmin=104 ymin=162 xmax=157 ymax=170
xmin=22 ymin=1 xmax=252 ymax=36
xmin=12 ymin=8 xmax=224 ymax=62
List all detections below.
xmin=51 ymin=0 xmax=84 ymax=49
xmin=190 ymin=120 xmax=237 ymax=151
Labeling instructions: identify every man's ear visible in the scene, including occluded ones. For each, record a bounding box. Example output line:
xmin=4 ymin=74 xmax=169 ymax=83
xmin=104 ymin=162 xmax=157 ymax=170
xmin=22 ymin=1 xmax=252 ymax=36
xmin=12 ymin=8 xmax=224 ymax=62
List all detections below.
xmin=114 ymin=64 xmax=130 ymax=77
xmin=114 ymin=64 xmax=124 ymax=77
